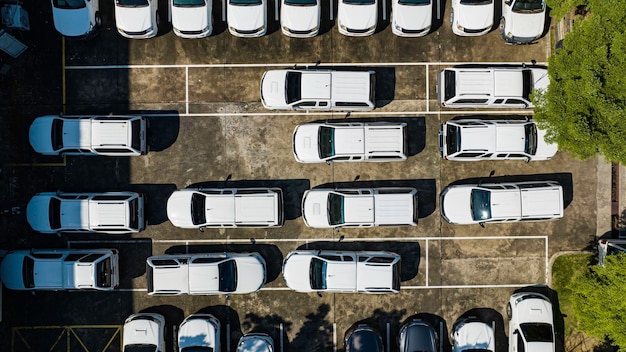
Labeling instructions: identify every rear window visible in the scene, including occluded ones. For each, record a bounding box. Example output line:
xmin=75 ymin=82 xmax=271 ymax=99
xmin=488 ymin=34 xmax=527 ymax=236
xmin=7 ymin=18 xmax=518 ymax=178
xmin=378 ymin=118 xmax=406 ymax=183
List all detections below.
xmin=52 ymin=118 xmax=64 ymax=151
xmin=310 ymin=258 xmax=327 ymax=290
xmin=286 ymin=72 xmax=302 ymax=104
xmin=129 ymin=198 xmax=139 ymax=229
xmin=49 ymin=197 xmax=62 ymax=230
xmin=23 ymin=256 xmax=35 ymax=288
xmin=96 ymin=257 xmax=112 ymax=288
xmin=471 ymin=189 xmax=492 ymax=221
xmin=392 ymin=262 xmax=400 ymax=291
xmin=131 ymin=119 xmax=142 ymax=151
xmin=191 ymin=193 xmax=207 ymax=225
xmin=218 ymin=260 xmax=237 ymax=292
xmin=444 ymin=70 xmax=456 ymax=101
xmin=522 ymin=70 xmax=533 ymax=99
xmin=446 ymin=124 xmax=460 ymax=156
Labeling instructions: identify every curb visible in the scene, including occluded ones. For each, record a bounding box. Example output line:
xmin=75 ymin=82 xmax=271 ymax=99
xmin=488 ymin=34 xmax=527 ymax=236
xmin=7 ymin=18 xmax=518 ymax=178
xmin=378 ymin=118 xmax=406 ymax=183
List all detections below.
xmin=546 ymin=250 xmax=594 ymax=287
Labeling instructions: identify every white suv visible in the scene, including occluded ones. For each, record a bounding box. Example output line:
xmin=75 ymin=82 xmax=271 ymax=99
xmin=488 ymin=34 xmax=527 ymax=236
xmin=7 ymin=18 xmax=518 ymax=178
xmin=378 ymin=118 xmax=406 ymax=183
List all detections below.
xmin=500 ymin=0 xmax=546 ymax=44
xmin=337 ymin=0 xmax=378 ymax=36
xmin=438 ymin=118 xmax=557 ymax=161
xmin=166 ymin=188 xmax=284 ymax=229
xmin=27 ymin=191 xmax=145 ymax=234
xmin=507 ymin=291 xmax=555 ymax=352
xmin=293 ymin=122 xmax=407 ymax=163
xmin=114 ymin=0 xmax=159 ymax=39
xmin=146 ymin=252 xmax=266 ymax=295
xmin=51 ymin=0 xmax=101 ymax=39
xmin=440 ymin=181 xmax=563 ymax=225
xmin=0 ymin=248 xmax=119 ymax=291
xmin=29 ymin=115 xmax=147 ymax=156
xmin=302 ymin=187 xmax=418 ymax=228
xmin=282 ymin=250 xmax=401 ymax=293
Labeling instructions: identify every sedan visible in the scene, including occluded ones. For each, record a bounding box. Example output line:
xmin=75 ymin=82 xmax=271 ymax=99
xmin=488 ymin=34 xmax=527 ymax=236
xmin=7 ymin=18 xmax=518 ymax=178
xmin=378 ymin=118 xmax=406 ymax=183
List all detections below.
xmin=451 ymin=0 xmax=494 ymax=36
xmin=451 ymin=317 xmax=495 ymax=352
xmin=391 ymin=0 xmax=432 ymax=37
xmin=500 ymin=0 xmax=546 ymax=44
xmin=281 ymin=0 xmax=320 ymax=37
xmin=122 ymin=313 xmax=166 ymax=352
xmin=51 ymin=0 xmax=101 ymax=39
xmin=114 ymin=0 xmax=159 ymax=39
xmin=236 ymin=333 xmax=275 ymax=352
xmin=178 ymin=314 xmax=220 ymax=352
xmin=337 ymin=0 xmax=377 ymax=36
xmin=398 ymin=319 xmax=438 ymax=352
xmin=170 ymin=0 xmax=212 ymax=38
xmin=228 ymin=0 xmax=267 ymax=37
xmin=507 ymin=291 xmax=556 ymax=352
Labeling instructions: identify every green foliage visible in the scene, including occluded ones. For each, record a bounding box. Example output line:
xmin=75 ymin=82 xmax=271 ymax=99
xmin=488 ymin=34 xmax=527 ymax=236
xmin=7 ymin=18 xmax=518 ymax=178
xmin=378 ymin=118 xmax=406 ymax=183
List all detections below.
xmin=568 ymin=253 xmax=626 ymax=348
xmin=532 ymin=0 xmax=626 ymax=162
xmin=551 ymin=254 xmax=594 ymax=336
xmin=545 ymin=0 xmax=587 ymax=20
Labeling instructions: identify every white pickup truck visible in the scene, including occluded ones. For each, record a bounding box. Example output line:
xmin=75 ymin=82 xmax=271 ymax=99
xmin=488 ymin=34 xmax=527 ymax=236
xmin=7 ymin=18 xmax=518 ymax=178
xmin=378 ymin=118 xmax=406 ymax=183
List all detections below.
xmin=292 ymin=122 xmax=407 ymax=163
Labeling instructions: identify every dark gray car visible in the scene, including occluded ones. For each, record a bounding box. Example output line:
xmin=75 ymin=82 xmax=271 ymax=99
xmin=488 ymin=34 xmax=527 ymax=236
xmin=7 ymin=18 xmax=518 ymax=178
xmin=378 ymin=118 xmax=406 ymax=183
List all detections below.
xmin=398 ymin=319 xmax=438 ymax=352
xmin=346 ymin=324 xmax=384 ymax=352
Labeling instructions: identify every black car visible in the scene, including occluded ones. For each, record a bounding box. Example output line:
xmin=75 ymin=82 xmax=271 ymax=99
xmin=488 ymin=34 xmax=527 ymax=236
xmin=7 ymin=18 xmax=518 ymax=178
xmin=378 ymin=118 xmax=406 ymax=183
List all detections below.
xmin=346 ymin=324 xmax=384 ymax=352
xmin=398 ymin=319 xmax=438 ymax=352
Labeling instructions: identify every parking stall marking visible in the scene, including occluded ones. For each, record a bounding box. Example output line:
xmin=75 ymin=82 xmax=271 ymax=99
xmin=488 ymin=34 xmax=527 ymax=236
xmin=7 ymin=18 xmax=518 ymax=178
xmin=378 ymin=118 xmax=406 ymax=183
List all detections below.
xmin=11 ymin=325 xmax=122 ymax=352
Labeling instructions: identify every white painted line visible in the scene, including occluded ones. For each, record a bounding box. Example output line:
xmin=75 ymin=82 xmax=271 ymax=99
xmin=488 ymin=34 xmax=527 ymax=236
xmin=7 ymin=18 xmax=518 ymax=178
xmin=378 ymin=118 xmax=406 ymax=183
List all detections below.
xmin=186 ymin=241 xmax=189 ymax=254
xmin=437 ymin=0 xmax=441 ymax=19
xmin=185 ymin=66 xmax=189 ymax=115
xmin=386 ymin=323 xmax=390 ymax=352
xmin=333 ymin=323 xmax=337 ymax=352
xmin=425 ymin=238 xmax=429 ymax=287
xmin=65 ymin=61 xmax=547 ymax=70
xmin=545 ymin=236 xmax=549 ymax=285
xmin=439 ymin=322 xmax=444 ymax=352
xmin=275 ymin=0 xmax=279 ymax=21
xmin=222 ymin=0 xmax=226 ymax=22
xmin=280 ymin=323 xmax=284 ymax=352
xmin=227 ymin=324 xmax=231 ymax=352
xmin=330 ymin=0 xmax=334 ymax=20
xmin=425 ymin=63 xmax=430 ymax=112
xmin=382 ymin=0 xmax=387 ymax=21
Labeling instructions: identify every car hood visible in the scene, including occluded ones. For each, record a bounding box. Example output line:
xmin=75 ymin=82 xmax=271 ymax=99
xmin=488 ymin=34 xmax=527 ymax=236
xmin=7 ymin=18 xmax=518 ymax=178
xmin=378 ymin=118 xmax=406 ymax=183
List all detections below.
xmin=507 ymin=12 xmax=544 ymax=38
xmin=339 ymin=3 xmax=377 ymax=30
xmin=441 ymin=186 xmax=474 ymax=224
xmin=115 ymin=5 xmax=153 ymax=32
xmin=29 ymin=116 xmax=56 ymax=154
xmin=293 ymin=124 xmax=322 ymax=162
xmin=171 ymin=4 xmax=210 ymax=32
xmin=233 ymin=256 xmax=266 ymax=293
xmin=452 ymin=321 xmax=495 ymax=352
xmin=534 ymin=127 xmax=558 ymax=160
xmin=178 ymin=318 xmax=217 ymax=349
xmin=282 ymin=253 xmax=313 ymax=291
xmin=260 ymin=70 xmax=288 ymax=108
xmin=26 ymin=195 xmax=53 ymax=232
xmin=52 ymin=7 xmax=92 ymax=36
xmin=0 ymin=253 xmax=27 ymax=289
xmin=228 ymin=3 xmax=265 ymax=31
xmin=123 ymin=319 xmax=161 ymax=346
xmin=281 ymin=3 xmax=319 ymax=32
xmin=394 ymin=3 xmax=431 ymax=31
xmin=531 ymin=67 xmax=549 ymax=92
xmin=527 ymin=342 xmax=555 ymax=352
xmin=302 ymin=190 xmax=332 ymax=228
xmin=457 ymin=3 xmax=493 ymax=29
xmin=516 ymin=297 xmax=553 ymax=323
xmin=166 ymin=190 xmax=195 ymax=228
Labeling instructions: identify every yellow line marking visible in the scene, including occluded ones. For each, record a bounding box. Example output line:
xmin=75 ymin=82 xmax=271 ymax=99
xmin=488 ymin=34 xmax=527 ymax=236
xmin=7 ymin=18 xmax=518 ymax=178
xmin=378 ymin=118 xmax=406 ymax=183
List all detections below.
xmin=11 ymin=325 xmax=123 ymax=352
xmin=6 ymin=156 xmax=67 ymax=167
xmin=12 ymin=327 xmax=33 ymax=351
xmin=48 ymin=327 xmax=66 ymax=352
xmin=69 ymin=327 xmax=89 ymax=352
xmin=100 ymin=327 xmax=121 ymax=352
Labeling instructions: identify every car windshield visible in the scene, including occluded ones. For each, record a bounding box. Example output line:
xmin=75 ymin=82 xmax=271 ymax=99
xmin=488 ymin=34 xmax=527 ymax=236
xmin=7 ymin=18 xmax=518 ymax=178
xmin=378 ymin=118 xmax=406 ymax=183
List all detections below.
xmin=522 ymin=70 xmax=533 ymax=100
xmin=520 ymin=323 xmax=554 ymax=342
xmin=328 ymin=193 xmax=345 ymax=225
xmin=123 ymin=345 xmax=159 ymax=352
xmin=285 ymin=0 xmax=317 ymax=4
xmin=512 ymin=0 xmax=544 ymax=13
xmin=116 ymin=0 xmax=149 ymax=7
xmin=286 ymin=72 xmax=302 ymax=104
xmin=181 ymin=347 xmax=214 ymax=352
xmin=230 ymin=0 xmax=262 ymax=5
xmin=524 ymin=123 xmax=538 ymax=155
xmin=96 ymin=257 xmax=112 ymax=288
xmin=470 ymin=189 xmax=492 ymax=221
xmin=51 ymin=118 xmax=64 ymax=151
xmin=53 ymin=0 xmax=86 ymax=9
xmin=309 ymin=257 xmax=327 ymax=290
xmin=398 ymin=0 xmax=430 ymax=4
xmin=49 ymin=197 xmax=62 ymax=230
xmin=446 ymin=125 xmax=460 ymax=156
xmin=343 ymin=0 xmax=375 ymax=4
xmin=173 ymin=0 xmax=205 ymax=6
xmin=460 ymin=0 xmax=491 ymax=4
xmin=318 ymin=126 xmax=335 ymax=158
xmin=218 ymin=260 xmax=237 ymax=292
xmin=191 ymin=193 xmax=207 ymax=225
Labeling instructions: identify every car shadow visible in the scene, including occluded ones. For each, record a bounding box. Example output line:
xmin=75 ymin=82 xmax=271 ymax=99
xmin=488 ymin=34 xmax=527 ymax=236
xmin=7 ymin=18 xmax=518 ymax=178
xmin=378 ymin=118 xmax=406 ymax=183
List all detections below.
xmin=196 ymin=305 xmax=243 ymax=351
xmin=131 ymin=183 xmax=178 ymax=225
xmin=138 ymin=304 xmax=185 ymax=352
xmin=295 ymin=241 xmax=421 ymax=281
xmin=144 ymin=114 xmax=180 ymax=152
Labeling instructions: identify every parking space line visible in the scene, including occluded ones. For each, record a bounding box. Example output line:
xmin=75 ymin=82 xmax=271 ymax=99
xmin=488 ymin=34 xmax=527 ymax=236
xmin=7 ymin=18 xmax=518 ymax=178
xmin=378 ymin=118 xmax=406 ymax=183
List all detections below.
xmin=330 ymin=0 xmax=334 ymax=20
xmin=545 ymin=236 xmax=549 ymax=284
xmin=275 ymin=0 xmax=279 ymax=21
xmin=425 ymin=64 xmax=430 ymax=112
xmin=425 ymin=238 xmax=429 ymax=287
xmin=222 ymin=0 xmax=226 ymax=21
xmin=227 ymin=324 xmax=231 ymax=352
xmin=185 ymin=66 xmax=189 ymax=115
xmin=333 ymin=323 xmax=337 ymax=352
xmin=382 ymin=1 xmax=387 ymax=21
xmin=281 ymin=323 xmax=285 ymax=352
xmin=386 ymin=323 xmax=390 ymax=352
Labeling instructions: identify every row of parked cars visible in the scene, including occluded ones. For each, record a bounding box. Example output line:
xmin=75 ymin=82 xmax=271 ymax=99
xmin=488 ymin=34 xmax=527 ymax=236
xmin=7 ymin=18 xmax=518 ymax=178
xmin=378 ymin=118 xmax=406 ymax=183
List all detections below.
xmin=52 ymin=0 xmax=546 ymax=42
xmin=119 ymin=288 xmax=556 ymax=352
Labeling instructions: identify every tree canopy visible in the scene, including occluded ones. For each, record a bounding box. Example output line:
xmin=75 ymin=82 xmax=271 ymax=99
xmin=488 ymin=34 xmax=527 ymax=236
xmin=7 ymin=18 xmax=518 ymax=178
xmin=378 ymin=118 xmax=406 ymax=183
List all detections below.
xmin=532 ymin=0 xmax=626 ymax=162
xmin=568 ymin=253 xmax=626 ymax=348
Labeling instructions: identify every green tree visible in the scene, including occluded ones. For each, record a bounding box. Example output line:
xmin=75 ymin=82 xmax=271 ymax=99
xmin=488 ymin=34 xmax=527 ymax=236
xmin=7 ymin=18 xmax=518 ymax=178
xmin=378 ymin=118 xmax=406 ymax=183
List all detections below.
xmin=568 ymin=253 xmax=626 ymax=348
xmin=532 ymin=0 xmax=626 ymax=163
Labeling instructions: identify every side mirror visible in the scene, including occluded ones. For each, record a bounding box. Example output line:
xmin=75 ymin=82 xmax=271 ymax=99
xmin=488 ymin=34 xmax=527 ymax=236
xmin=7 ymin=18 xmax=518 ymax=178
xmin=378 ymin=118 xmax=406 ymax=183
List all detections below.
xmin=505 ymin=0 xmax=511 ymax=5
xmin=479 ymin=222 xmax=485 ymax=228
xmin=525 ymin=157 xmax=531 ymax=164
xmin=199 ymin=227 xmax=205 ymax=233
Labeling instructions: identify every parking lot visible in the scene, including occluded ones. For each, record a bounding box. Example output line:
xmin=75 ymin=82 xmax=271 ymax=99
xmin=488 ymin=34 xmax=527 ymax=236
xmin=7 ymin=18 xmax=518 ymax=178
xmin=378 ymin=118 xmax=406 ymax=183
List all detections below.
xmin=0 ymin=0 xmax=606 ymax=351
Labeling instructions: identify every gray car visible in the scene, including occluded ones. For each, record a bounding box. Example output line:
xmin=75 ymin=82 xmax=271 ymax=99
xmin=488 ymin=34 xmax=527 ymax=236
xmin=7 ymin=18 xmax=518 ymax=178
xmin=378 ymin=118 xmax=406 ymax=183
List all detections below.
xmin=346 ymin=324 xmax=383 ymax=352
xmin=398 ymin=319 xmax=438 ymax=352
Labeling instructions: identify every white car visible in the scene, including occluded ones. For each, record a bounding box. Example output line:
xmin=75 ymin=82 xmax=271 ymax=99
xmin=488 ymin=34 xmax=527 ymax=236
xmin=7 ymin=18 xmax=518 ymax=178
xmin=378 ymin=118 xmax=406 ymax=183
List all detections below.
xmin=29 ymin=115 xmax=147 ymax=156
xmin=227 ymin=0 xmax=267 ymax=37
xmin=507 ymin=291 xmax=555 ymax=352
xmin=166 ymin=188 xmax=284 ymax=229
xmin=280 ymin=0 xmax=320 ymax=37
xmin=26 ymin=191 xmax=145 ymax=234
xmin=0 ymin=248 xmax=119 ymax=291
xmin=302 ymin=188 xmax=418 ymax=228
xmin=170 ymin=0 xmax=212 ymax=38
xmin=598 ymin=239 xmax=626 ymax=267
xmin=237 ymin=333 xmax=275 ymax=352
xmin=391 ymin=0 xmax=432 ymax=37
xmin=438 ymin=118 xmax=558 ymax=161
xmin=123 ymin=313 xmax=166 ymax=352
xmin=293 ymin=122 xmax=407 ymax=163
xmin=146 ymin=252 xmax=266 ymax=295
xmin=51 ymin=0 xmax=101 ymax=39
xmin=179 ymin=314 xmax=220 ymax=352
xmin=451 ymin=0 xmax=494 ymax=36
xmin=440 ymin=181 xmax=563 ymax=225
xmin=500 ymin=0 xmax=546 ymax=44
xmin=282 ymin=250 xmax=401 ymax=293
xmin=451 ymin=317 xmax=495 ymax=352
xmin=114 ymin=0 xmax=159 ymax=39
xmin=337 ymin=0 xmax=378 ymax=36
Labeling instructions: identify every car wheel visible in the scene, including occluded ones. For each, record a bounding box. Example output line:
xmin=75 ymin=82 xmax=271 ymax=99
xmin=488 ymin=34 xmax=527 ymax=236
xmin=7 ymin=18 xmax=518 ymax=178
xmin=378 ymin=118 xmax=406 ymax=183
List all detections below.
xmin=506 ymin=302 xmax=512 ymax=318
xmin=95 ymin=12 xmax=102 ymax=27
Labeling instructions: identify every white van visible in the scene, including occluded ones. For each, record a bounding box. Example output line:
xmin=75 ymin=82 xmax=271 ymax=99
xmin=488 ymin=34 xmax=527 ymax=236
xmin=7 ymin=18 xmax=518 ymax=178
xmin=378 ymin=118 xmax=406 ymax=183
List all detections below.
xmin=260 ymin=68 xmax=376 ymax=111
xmin=0 ymin=248 xmax=119 ymax=291
xmin=437 ymin=65 xmax=549 ymax=108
